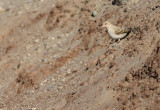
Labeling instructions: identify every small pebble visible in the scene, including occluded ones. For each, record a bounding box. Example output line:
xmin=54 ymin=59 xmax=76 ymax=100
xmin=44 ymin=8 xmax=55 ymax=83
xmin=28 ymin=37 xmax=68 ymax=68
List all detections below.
xmin=91 ymin=10 xmax=97 ymax=17
xmin=47 ymin=85 xmax=54 ymax=91
xmin=51 ymin=37 xmax=55 ymax=40
xmin=0 ymin=6 xmax=5 ymax=13
xmin=27 ymin=53 xmax=31 ymax=57
xmin=67 ymin=69 xmax=71 ymax=74
xmin=111 ymin=43 xmax=117 ymax=47
xmin=41 ymin=0 xmax=44 ymax=2
xmin=34 ymin=39 xmax=39 ymax=43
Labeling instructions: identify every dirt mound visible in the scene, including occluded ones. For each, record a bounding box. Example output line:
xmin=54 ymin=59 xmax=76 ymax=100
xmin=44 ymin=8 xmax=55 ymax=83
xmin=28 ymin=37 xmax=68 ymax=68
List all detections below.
xmin=0 ymin=0 xmax=160 ymax=109
xmin=115 ymin=41 xmax=160 ymax=110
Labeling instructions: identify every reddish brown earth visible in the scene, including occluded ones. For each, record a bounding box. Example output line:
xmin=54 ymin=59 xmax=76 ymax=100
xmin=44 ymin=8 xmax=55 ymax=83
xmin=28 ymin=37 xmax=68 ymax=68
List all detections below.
xmin=0 ymin=0 xmax=160 ymax=110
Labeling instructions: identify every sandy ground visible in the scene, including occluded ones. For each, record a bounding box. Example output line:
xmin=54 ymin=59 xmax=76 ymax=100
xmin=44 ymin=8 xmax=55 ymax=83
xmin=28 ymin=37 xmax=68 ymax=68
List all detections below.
xmin=0 ymin=0 xmax=160 ymax=110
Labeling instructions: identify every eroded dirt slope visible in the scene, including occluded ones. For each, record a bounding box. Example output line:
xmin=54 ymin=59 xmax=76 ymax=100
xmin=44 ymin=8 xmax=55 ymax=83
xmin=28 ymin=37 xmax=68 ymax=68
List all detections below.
xmin=0 ymin=0 xmax=160 ymax=110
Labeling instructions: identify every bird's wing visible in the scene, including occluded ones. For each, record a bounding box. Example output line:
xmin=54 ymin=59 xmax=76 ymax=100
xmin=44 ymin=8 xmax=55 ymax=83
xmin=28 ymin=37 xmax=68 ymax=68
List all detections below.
xmin=115 ymin=28 xmax=131 ymax=35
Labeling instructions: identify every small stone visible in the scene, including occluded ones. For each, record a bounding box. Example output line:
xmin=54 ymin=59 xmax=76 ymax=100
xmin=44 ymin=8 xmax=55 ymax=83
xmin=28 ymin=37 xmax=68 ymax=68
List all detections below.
xmin=91 ymin=10 xmax=97 ymax=17
xmin=51 ymin=37 xmax=55 ymax=40
xmin=111 ymin=43 xmax=117 ymax=47
xmin=34 ymin=39 xmax=39 ymax=43
xmin=52 ymin=78 xmax=55 ymax=81
xmin=41 ymin=58 xmax=47 ymax=62
xmin=47 ymin=85 xmax=54 ymax=91
xmin=27 ymin=54 xmax=31 ymax=57
xmin=52 ymin=4 xmax=55 ymax=8
xmin=18 ymin=11 xmax=23 ymax=15
xmin=0 ymin=6 xmax=5 ymax=13
xmin=67 ymin=69 xmax=71 ymax=74
xmin=31 ymin=108 xmax=36 ymax=110
xmin=40 ymin=0 xmax=44 ymax=2
xmin=40 ymin=79 xmax=48 ymax=86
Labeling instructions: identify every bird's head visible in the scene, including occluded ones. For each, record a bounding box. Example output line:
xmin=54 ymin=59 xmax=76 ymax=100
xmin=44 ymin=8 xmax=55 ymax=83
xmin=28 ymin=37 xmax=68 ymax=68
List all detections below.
xmin=102 ymin=21 xmax=112 ymax=28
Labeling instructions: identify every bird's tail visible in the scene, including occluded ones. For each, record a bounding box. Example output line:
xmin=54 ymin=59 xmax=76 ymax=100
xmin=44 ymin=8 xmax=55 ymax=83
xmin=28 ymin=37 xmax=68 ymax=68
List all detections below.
xmin=125 ymin=28 xmax=132 ymax=33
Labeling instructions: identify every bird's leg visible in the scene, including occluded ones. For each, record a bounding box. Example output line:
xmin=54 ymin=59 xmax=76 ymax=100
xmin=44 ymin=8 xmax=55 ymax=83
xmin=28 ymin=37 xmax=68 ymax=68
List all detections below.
xmin=117 ymin=39 xmax=121 ymax=43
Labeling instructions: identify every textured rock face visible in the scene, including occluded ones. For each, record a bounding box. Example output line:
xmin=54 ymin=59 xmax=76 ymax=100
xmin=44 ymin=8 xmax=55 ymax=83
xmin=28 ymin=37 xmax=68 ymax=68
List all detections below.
xmin=0 ymin=0 xmax=159 ymax=109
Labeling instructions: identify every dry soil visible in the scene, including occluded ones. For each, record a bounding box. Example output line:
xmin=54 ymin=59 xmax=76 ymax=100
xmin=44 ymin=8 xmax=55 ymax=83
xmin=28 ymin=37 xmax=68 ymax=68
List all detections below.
xmin=0 ymin=0 xmax=160 ymax=110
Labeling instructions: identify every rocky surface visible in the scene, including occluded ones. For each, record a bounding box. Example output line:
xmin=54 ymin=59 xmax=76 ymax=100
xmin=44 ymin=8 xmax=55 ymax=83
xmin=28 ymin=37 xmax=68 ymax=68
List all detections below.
xmin=0 ymin=0 xmax=160 ymax=110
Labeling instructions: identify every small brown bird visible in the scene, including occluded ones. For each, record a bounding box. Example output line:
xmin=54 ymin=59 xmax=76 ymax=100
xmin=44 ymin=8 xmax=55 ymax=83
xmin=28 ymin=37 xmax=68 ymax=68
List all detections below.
xmin=102 ymin=21 xmax=131 ymax=40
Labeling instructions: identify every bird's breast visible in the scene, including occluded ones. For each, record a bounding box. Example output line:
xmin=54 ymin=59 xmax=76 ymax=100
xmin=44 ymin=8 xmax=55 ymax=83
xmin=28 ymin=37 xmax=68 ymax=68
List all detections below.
xmin=107 ymin=29 xmax=126 ymax=39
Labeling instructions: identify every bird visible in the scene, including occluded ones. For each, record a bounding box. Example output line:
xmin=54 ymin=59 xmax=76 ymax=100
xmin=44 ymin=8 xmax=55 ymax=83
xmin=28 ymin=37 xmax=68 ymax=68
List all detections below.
xmin=102 ymin=21 xmax=131 ymax=40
